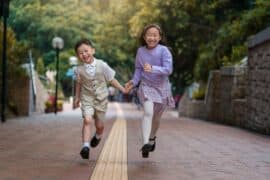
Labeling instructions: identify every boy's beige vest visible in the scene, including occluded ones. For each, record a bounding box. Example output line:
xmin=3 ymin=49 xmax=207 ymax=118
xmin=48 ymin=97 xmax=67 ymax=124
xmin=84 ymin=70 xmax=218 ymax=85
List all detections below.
xmin=77 ymin=60 xmax=109 ymax=103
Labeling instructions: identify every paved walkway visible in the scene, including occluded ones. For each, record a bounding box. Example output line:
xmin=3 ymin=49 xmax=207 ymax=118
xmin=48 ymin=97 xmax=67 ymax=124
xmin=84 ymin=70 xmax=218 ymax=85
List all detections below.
xmin=0 ymin=102 xmax=269 ymax=180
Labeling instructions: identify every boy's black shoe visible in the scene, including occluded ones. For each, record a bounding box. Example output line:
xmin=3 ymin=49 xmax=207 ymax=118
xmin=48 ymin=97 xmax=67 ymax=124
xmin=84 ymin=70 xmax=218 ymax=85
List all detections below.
xmin=90 ymin=135 xmax=101 ymax=148
xmin=141 ymin=144 xmax=152 ymax=158
xmin=80 ymin=146 xmax=90 ymax=159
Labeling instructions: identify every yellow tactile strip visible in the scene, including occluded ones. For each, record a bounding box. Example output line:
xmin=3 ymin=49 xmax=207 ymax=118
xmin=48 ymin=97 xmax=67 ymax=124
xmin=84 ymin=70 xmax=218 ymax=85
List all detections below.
xmin=90 ymin=103 xmax=128 ymax=180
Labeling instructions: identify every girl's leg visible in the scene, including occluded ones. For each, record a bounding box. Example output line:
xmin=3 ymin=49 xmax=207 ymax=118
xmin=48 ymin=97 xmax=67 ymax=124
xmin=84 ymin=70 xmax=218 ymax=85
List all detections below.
xmin=142 ymin=100 xmax=154 ymax=144
xmin=150 ymin=103 xmax=166 ymax=139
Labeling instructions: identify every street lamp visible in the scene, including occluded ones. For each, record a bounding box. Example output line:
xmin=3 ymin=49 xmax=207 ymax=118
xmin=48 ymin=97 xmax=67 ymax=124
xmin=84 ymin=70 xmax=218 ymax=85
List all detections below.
xmin=69 ymin=56 xmax=78 ymax=109
xmin=1 ymin=0 xmax=10 ymax=123
xmin=69 ymin=56 xmax=78 ymax=66
xmin=52 ymin=37 xmax=64 ymax=114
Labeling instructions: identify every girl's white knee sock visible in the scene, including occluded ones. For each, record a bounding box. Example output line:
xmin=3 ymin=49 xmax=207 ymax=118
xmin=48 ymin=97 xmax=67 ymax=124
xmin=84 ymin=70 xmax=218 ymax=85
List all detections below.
xmin=142 ymin=101 xmax=154 ymax=144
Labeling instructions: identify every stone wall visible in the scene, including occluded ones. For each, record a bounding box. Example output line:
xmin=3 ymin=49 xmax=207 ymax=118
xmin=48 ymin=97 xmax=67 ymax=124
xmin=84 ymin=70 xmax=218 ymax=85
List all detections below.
xmin=179 ymin=66 xmax=247 ymax=126
xmin=205 ymin=71 xmax=221 ymax=121
xmin=7 ymin=74 xmax=30 ymax=117
xmin=31 ymin=72 xmax=48 ymax=114
xmin=178 ymin=93 xmax=207 ymax=119
xmin=6 ymin=71 xmax=48 ymax=117
xmin=218 ymin=66 xmax=247 ymax=125
xmin=179 ymin=26 xmax=270 ymax=135
xmin=246 ymin=27 xmax=270 ymax=134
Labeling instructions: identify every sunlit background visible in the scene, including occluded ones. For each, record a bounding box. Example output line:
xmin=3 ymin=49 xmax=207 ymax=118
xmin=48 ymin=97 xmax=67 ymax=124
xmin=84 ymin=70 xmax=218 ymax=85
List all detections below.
xmin=1 ymin=0 xmax=270 ymax=116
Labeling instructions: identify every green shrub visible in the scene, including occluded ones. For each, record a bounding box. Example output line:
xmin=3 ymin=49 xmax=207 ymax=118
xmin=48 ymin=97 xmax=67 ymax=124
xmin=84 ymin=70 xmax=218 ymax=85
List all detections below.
xmin=192 ymin=87 xmax=206 ymax=100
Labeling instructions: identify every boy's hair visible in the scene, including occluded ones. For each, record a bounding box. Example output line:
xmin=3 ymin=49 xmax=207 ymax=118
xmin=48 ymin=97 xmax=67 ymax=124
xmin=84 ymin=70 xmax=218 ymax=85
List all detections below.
xmin=74 ymin=38 xmax=94 ymax=52
xmin=139 ymin=24 xmax=167 ymax=46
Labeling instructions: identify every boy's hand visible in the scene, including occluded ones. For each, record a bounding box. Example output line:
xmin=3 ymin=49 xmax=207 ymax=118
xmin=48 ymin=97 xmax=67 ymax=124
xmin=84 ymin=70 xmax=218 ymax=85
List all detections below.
xmin=125 ymin=80 xmax=133 ymax=93
xmin=74 ymin=98 xmax=80 ymax=108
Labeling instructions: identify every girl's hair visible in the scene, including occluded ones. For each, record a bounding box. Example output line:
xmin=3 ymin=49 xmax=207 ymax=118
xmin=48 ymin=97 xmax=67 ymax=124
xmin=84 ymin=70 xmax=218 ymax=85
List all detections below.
xmin=74 ymin=38 xmax=94 ymax=52
xmin=139 ymin=24 xmax=167 ymax=46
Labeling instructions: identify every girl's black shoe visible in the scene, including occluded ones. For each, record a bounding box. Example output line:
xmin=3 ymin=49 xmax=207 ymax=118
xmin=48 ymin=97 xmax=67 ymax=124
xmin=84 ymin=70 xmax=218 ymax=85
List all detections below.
xmin=141 ymin=144 xmax=152 ymax=158
xmin=149 ymin=136 xmax=156 ymax=152
xmin=142 ymin=151 xmax=149 ymax=158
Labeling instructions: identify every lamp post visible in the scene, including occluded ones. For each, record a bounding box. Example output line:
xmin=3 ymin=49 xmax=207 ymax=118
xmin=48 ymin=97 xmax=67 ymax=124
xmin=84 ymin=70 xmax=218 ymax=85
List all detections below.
xmin=1 ymin=0 xmax=10 ymax=123
xmin=69 ymin=56 xmax=78 ymax=109
xmin=52 ymin=37 xmax=64 ymax=114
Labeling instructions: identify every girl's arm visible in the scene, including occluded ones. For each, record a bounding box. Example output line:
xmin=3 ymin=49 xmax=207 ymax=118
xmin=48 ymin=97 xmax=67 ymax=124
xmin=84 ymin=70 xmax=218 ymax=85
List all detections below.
xmin=110 ymin=79 xmax=127 ymax=94
xmin=131 ymin=50 xmax=143 ymax=86
xmin=151 ymin=47 xmax=173 ymax=75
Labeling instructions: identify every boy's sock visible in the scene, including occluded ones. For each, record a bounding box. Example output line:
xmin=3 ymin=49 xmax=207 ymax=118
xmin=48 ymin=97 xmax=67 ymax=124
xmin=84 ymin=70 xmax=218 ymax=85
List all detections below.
xmin=83 ymin=142 xmax=90 ymax=148
xmin=80 ymin=143 xmax=90 ymax=159
xmin=91 ymin=133 xmax=102 ymax=148
xmin=95 ymin=133 xmax=102 ymax=139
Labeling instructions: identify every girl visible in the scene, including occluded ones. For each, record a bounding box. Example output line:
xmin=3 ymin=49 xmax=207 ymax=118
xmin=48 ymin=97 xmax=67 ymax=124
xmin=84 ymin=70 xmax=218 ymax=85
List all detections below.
xmin=125 ymin=24 xmax=175 ymax=158
xmin=74 ymin=39 xmax=127 ymax=159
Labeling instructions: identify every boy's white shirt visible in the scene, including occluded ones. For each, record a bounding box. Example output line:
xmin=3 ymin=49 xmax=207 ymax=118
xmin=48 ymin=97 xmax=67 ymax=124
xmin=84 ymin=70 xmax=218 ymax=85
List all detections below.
xmin=84 ymin=58 xmax=96 ymax=76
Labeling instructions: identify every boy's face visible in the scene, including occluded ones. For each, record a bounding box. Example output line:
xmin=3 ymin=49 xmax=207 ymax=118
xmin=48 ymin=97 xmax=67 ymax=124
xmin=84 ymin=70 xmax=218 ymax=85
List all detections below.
xmin=76 ymin=44 xmax=95 ymax=64
xmin=143 ymin=27 xmax=161 ymax=49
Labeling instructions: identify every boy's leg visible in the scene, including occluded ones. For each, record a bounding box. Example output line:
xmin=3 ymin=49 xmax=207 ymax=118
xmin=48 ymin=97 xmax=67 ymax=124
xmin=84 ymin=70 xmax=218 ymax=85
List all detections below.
xmin=82 ymin=116 xmax=94 ymax=143
xmin=80 ymin=115 xmax=94 ymax=159
xmin=94 ymin=112 xmax=105 ymax=136
xmin=90 ymin=111 xmax=105 ymax=148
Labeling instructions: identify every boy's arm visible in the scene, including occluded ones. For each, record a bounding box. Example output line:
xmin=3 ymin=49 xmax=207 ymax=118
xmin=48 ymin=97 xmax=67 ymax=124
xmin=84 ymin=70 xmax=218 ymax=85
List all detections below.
xmin=110 ymin=78 xmax=127 ymax=94
xmin=74 ymin=81 xmax=81 ymax=108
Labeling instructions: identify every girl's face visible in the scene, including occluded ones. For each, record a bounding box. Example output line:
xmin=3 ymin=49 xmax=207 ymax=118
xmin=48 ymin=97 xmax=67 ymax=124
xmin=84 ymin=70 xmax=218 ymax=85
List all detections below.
xmin=143 ymin=27 xmax=161 ymax=49
xmin=76 ymin=44 xmax=95 ymax=64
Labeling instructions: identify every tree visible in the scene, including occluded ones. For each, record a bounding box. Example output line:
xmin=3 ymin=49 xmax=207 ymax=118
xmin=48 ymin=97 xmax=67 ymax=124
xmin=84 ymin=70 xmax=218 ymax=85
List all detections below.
xmin=36 ymin=57 xmax=45 ymax=75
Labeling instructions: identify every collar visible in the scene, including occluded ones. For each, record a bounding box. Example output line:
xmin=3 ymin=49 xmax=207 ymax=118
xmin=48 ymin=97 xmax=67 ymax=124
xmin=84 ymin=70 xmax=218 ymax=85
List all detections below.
xmin=84 ymin=58 xmax=96 ymax=68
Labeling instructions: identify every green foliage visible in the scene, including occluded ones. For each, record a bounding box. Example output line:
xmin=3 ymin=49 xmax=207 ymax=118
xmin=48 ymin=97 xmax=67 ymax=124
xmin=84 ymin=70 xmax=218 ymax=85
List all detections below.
xmin=36 ymin=57 xmax=45 ymax=75
xmin=44 ymin=97 xmax=63 ymax=113
xmin=6 ymin=0 xmax=270 ymax=99
xmin=0 ymin=23 xmax=28 ymax=75
xmin=194 ymin=0 xmax=270 ymax=82
xmin=192 ymin=86 xmax=206 ymax=100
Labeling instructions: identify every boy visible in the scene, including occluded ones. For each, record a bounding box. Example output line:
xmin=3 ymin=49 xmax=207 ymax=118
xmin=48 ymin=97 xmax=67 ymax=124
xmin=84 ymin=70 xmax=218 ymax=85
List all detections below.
xmin=74 ymin=39 xmax=127 ymax=159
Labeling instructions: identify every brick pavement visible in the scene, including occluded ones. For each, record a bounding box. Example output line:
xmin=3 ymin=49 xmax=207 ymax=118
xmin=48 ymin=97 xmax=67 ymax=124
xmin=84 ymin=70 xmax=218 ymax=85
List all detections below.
xmin=0 ymin=102 xmax=269 ymax=180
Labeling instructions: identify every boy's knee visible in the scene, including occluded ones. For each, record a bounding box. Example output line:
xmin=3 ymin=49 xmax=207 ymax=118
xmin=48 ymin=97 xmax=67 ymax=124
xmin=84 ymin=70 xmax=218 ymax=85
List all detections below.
xmin=97 ymin=125 xmax=104 ymax=132
xmin=84 ymin=117 xmax=93 ymax=125
xmin=96 ymin=121 xmax=104 ymax=130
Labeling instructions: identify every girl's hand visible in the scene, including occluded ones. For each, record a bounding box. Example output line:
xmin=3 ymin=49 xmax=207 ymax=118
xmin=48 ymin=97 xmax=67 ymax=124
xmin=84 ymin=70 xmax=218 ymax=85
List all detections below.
xmin=125 ymin=80 xmax=133 ymax=93
xmin=121 ymin=87 xmax=129 ymax=94
xmin=143 ymin=63 xmax=152 ymax=72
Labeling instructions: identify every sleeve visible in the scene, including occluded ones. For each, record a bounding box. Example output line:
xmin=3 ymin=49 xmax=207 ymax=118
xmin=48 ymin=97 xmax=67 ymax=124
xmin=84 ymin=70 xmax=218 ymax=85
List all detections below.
xmin=132 ymin=49 xmax=143 ymax=86
xmin=151 ymin=47 xmax=173 ymax=75
xmin=103 ymin=62 xmax=116 ymax=82
xmin=74 ymin=67 xmax=82 ymax=84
